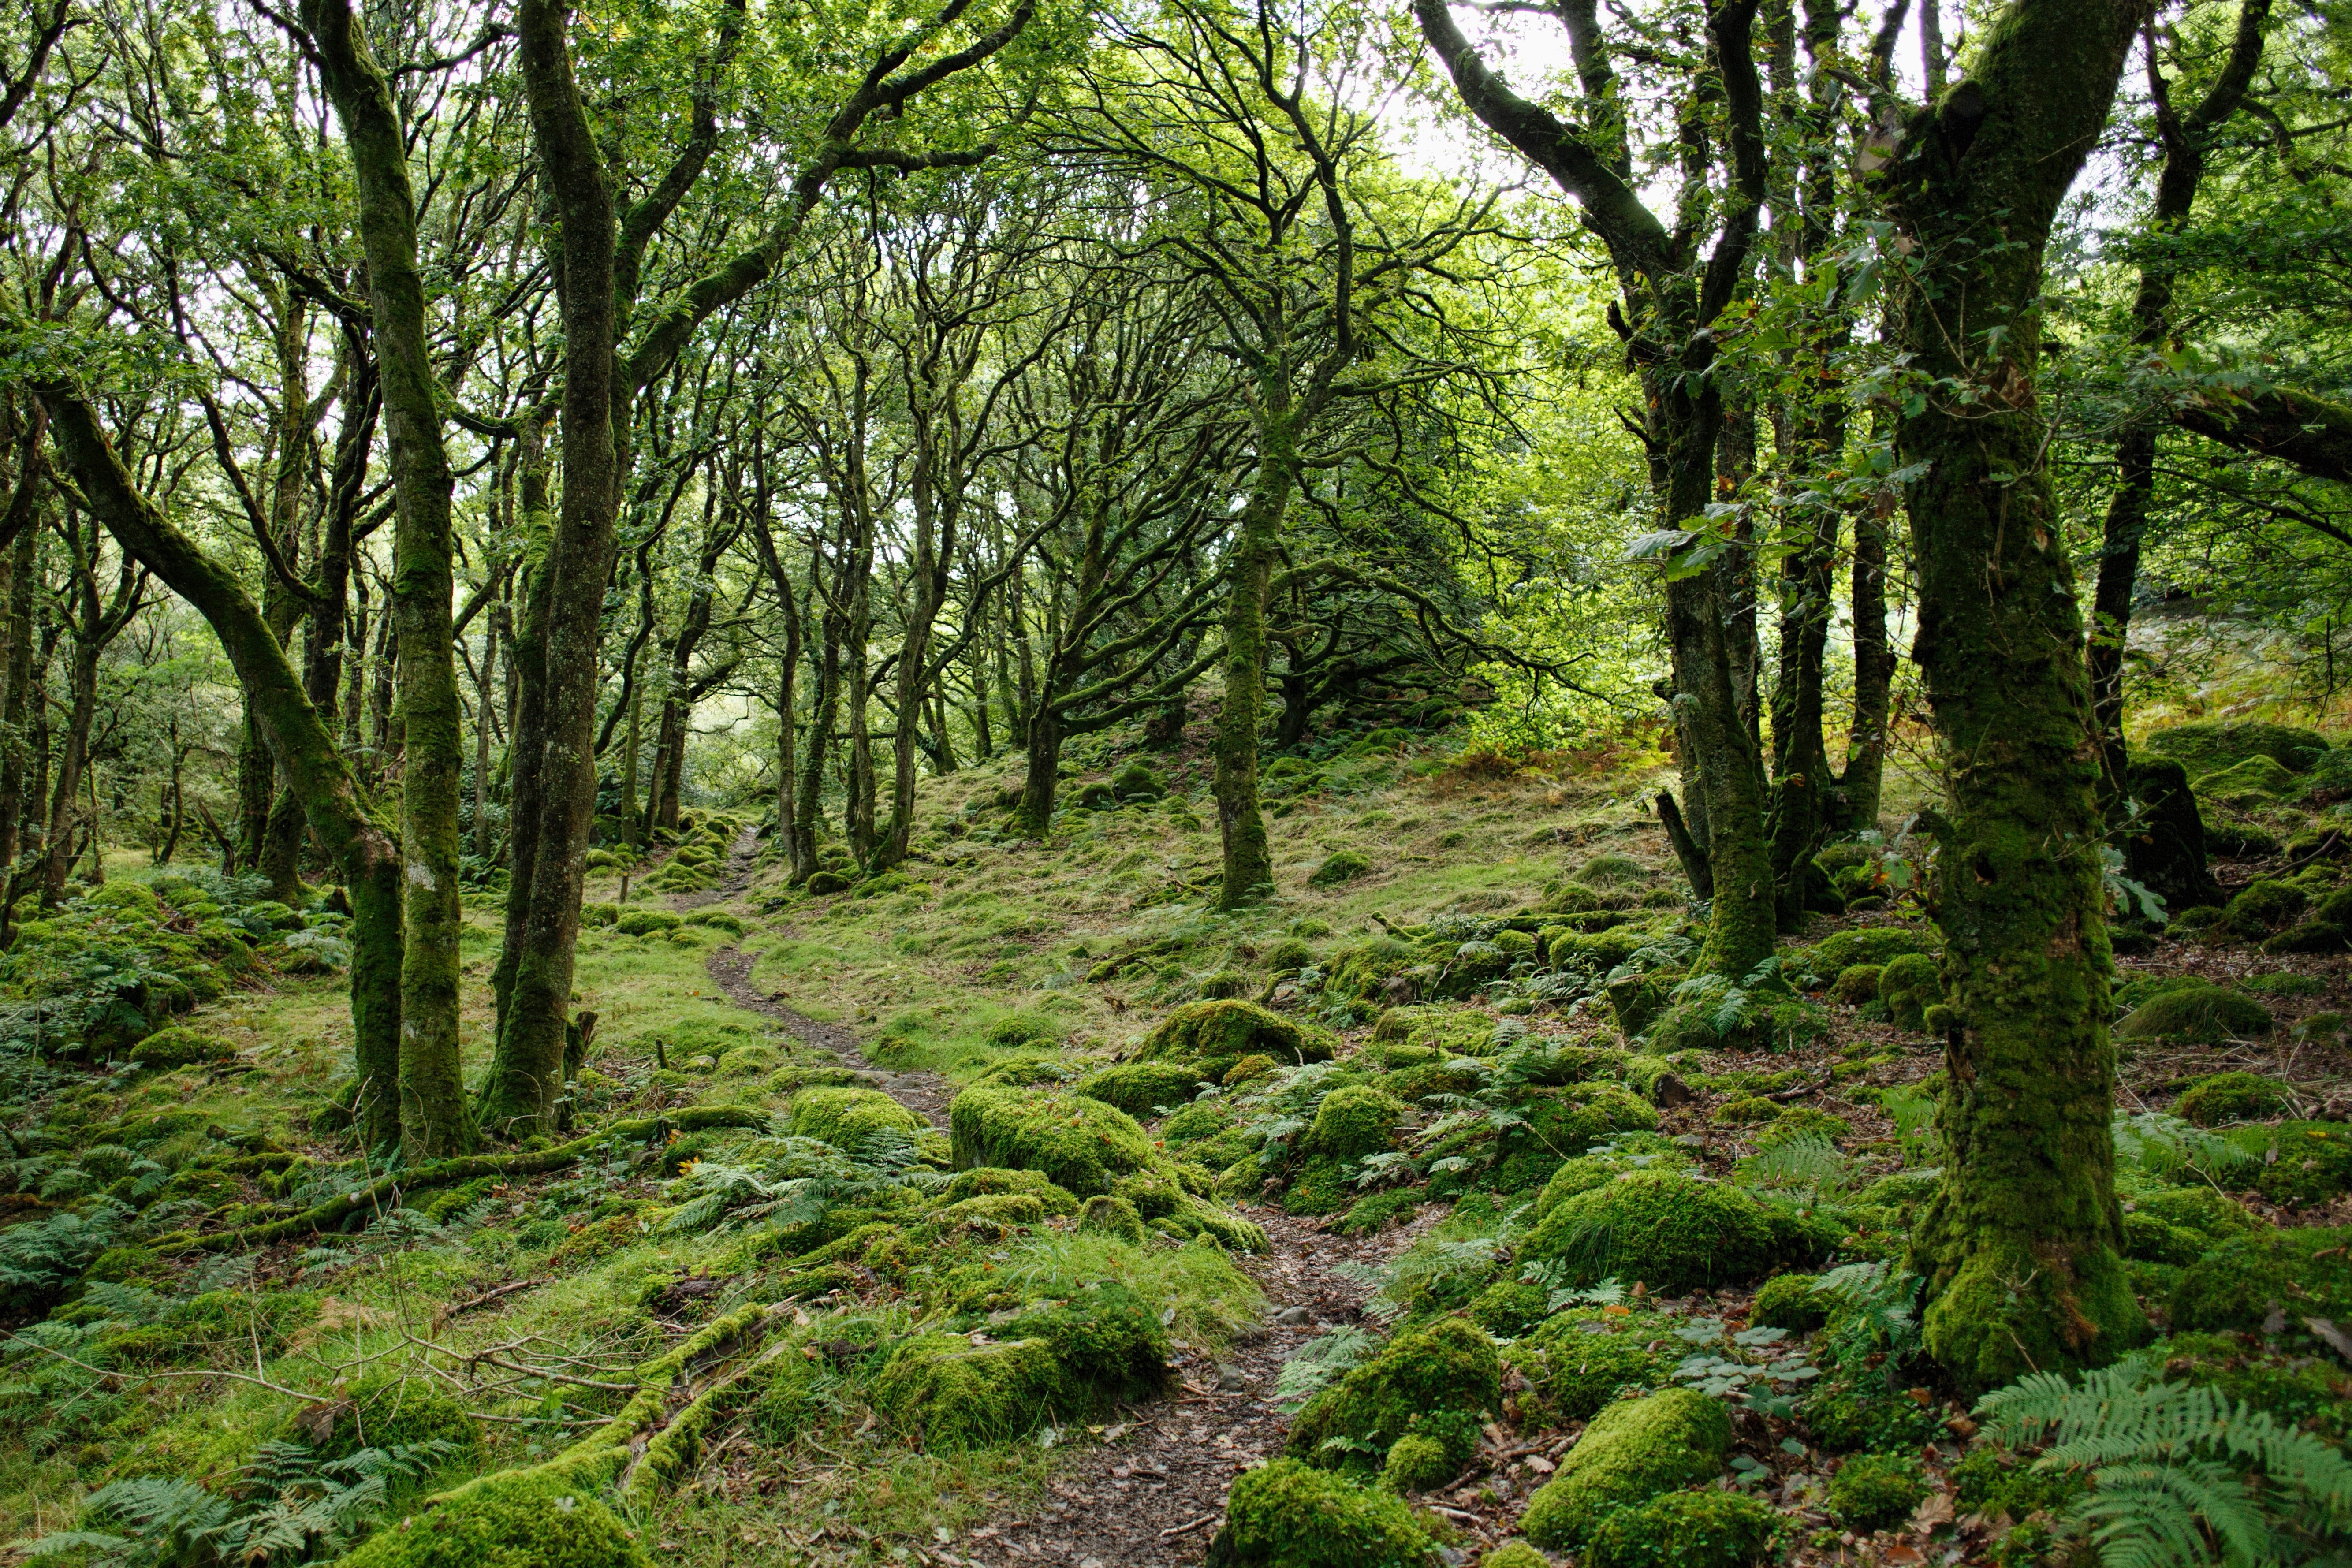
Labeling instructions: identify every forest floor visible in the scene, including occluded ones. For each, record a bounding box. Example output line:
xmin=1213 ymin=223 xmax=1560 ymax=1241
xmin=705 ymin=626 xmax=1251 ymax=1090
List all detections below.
xmin=4 ymin=715 xmax=2351 ymax=1568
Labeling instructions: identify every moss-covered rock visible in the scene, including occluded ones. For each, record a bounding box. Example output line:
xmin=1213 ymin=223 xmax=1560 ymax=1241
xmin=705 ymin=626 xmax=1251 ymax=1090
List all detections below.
xmin=2113 ymin=982 xmax=2273 ymax=1043
xmin=1521 ymin=1172 xmax=1785 ymax=1295
xmin=1828 ymin=1451 xmax=1930 ymax=1532
xmin=1872 ymin=951 xmax=1940 ymax=1033
xmin=947 ymin=1082 xmax=1155 ymax=1196
xmin=1503 ymin=1311 xmax=1680 ymax=1423
xmin=615 ymin=908 xmax=682 ymax=935
xmin=1519 ymin=1388 xmax=1731 ymax=1549
xmin=2120 ymin=1186 xmax=2261 ymax=1266
xmin=339 ymin=1467 xmax=651 ymax=1568
xmin=2173 ymin=1071 xmax=2293 ymax=1127
xmin=1465 ymin=1279 xmax=1551 ymax=1340
xmin=1799 ymin=926 xmax=1936 ymax=979
xmin=1831 ymin=964 xmax=1885 ymax=1006
xmin=1133 ymin=999 xmax=1335 ymax=1077
xmin=1750 ymin=1271 xmax=1829 ymax=1332
xmin=2219 ymin=879 xmax=2307 ymax=937
xmin=1075 ymin=1061 xmax=1213 ymax=1119
xmin=2196 ymin=753 xmax=2302 ymax=807
xmin=1210 ymin=1457 xmax=1435 ymax=1568
xmin=1303 ymin=1086 xmax=1407 ymax=1161
xmin=1582 ymin=1487 xmax=1783 ymax=1568
xmin=127 ymin=1026 xmax=237 ymax=1069
xmin=1379 ymin=1432 xmax=1454 ymax=1492
xmin=1310 ymin=851 xmax=1375 ymax=887
xmin=2230 ymin=1121 xmax=2352 ymax=1207
xmin=870 ymin=1335 xmax=1063 ymax=1447
xmin=2148 ymin=1333 xmax=2352 ymax=1443
xmin=1078 ymin=1193 xmax=1147 ymax=1242
xmin=2148 ymin=721 xmax=2329 ymax=779
xmin=789 ymin=1086 xmax=926 ymax=1147
xmin=1287 ymin=1317 xmax=1501 ymax=1471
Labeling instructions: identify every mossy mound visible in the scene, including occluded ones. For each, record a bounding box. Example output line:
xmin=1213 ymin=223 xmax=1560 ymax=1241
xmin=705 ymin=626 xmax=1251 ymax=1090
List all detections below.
xmin=339 ymin=1468 xmax=651 ymax=1568
xmin=1208 ymin=1458 xmax=1435 ymax=1568
xmin=2229 ymin=1121 xmax=2352 ymax=1207
xmin=874 ymin=1281 xmax=1168 ymax=1446
xmin=1519 ymin=1388 xmax=1731 ymax=1549
xmin=1379 ymin=1432 xmax=1454 ymax=1492
xmin=1582 ymin=1487 xmax=1783 ymax=1568
xmin=2169 ymin=1225 xmax=2352 ymax=1335
xmin=1286 ymin=1317 xmax=1501 ymax=1472
xmin=615 ymin=908 xmax=683 ymax=936
xmin=1750 ymin=1271 xmax=1830 ymax=1332
xmin=1078 ymin=1193 xmax=1147 ymax=1241
xmin=1828 ymin=1451 xmax=1930 ymax=1532
xmin=2121 ymin=1186 xmax=2261 ymax=1266
xmin=1074 ymin=1061 xmax=1212 ymax=1119
xmin=789 ymin=1086 xmax=927 ymax=1147
xmin=1521 ymin=1172 xmax=1782 ymax=1295
xmin=1133 ymin=999 xmax=1335 ymax=1077
xmin=2220 ymin=879 xmax=2307 ymax=937
xmin=2148 ymin=1333 xmax=2352 ymax=1443
xmin=2148 ymin=721 xmax=2330 ymax=779
xmin=2195 ymin=752 xmax=2302 ymax=807
xmin=1302 ymin=1085 xmax=1407 ymax=1161
xmin=947 ymin=1082 xmax=1155 ymax=1196
xmin=2173 ymin=1070 xmax=2293 ymax=1127
xmin=306 ymin=1371 xmax=485 ymax=1464
xmin=2113 ymin=981 xmax=2272 ymax=1043
xmin=1876 ymin=952 xmax=1942 ymax=1032
xmin=1831 ymin=964 xmax=1885 ymax=1006
xmin=127 ymin=1026 xmax=238 ymax=1069
xmin=1801 ymin=1379 xmax=1947 ymax=1453
xmin=1503 ymin=1311 xmax=1680 ymax=1423
xmin=1309 ymin=850 xmax=1374 ymax=887
xmin=1797 ymin=926 xmax=1936 ymax=980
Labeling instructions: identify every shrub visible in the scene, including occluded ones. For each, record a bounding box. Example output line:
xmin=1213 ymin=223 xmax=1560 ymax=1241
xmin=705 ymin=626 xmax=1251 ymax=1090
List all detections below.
xmin=1520 ymin=1389 xmax=1731 ymax=1549
xmin=1523 ymin=1173 xmax=1782 ymax=1296
xmin=1213 ymin=1458 xmax=1435 ymax=1568
xmin=339 ymin=1467 xmax=650 ymax=1568
xmin=2174 ymin=1070 xmax=2292 ymax=1126
xmin=1828 ymin=1452 xmax=1929 ymax=1532
xmin=1582 ymin=1488 xmax=1782 ymax=1568
xmin=1309 ymin=851 xmax=1375 ymax=887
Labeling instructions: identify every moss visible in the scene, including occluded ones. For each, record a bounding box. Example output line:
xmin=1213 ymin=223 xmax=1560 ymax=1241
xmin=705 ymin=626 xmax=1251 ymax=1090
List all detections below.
xmin=1482 ymin=1545 xmax=1550 ymax=1568
xmin=2194 ymin=752 xmax=2302 ymax=807
xmin=1212 ymin=1457 xmax=1435 ymax=1568
xmin=2173 ymin=1071 xmax=2292 ymax=1126
xmin=1919 ymin=1230 xmax=2144 ymax=1400
xmin=804 ymin=870 xmax=854 ymax=895
xmin=1282 ymin=1153 xmax=1354 ymax=1216
xmin=996 ymin=1280 xmax=1171 ymax=1406
xmin=1504 ymin=1312 xmax=1680 ymax=1423
xmin=2147 ymin=721 xmax=2329 ymax=779
xmin=1867 ymin=954 xmax=1935 ymax=1034
xmin=2219 ymin=878 xmax=2306 ymax=937
xmin=1830 ymin=964 xmax=1885 ymax=1006
xmin=1800 ymin=1379 xmax=1946 ymax=1453
xmin=1077 ymin=1061 xmax=1213 ymax=1118
xmin=1582 ymin=1488 xmax=1783 ymax=1568
xmin=1466 ymin=1279 xmax=1551 ymax=1339
xmin=1287 ymin=1317 xmax=1501 ymax=1470
xmin=309 ymin=1371 xmax=484 ymax=1464
xmin=1519 ymin=1388 xmax=1731 ymax=1549
xmin=929 ymin=1192 xmax=1049 ymax=1237
xmin=1133 ymin=999 xmax=1335 ymax=1076
xmin=1753 ymin=1106 xmax=1850 ymax=1150
xmin=789 ymin=1086 xmax=926 ymax=1147
xmin=614 ymin=908 xmax=682 ymax=935
xmin=1949 ymin=1444 xmax=2087 ymax=1523
xmin=1079 ymin=1193 xmax=1147 ymax=1242
xmin=1338 ymin=1188 xmax=1424 ymax=1236
xmin=1711 ymin=1096 xmax=1778 ymax=1126
xmin=127 ymin=1026 xmax=237 ymax=1069
xmin=1800 ymin=926 xmax=1936 ymax=979
xmin=2149 ymin=1333 xmax=2352 ymax=1442
xmin=1379 ymin=1432 xmax=1453 ymax=1492
xmin=947 ymin=1081 xmax=1155 ymax=1196
xmin=1226 ymin=1054 xmax=1279 ymax=1086
xmin=1310 ymin=851 xmax=1375 ymax=887
xmin=681 ymin=909 xmax=744 ymax=934
xmin=1828 ymin=1452 xmax=1930 ymax=1532
xmin=2119 ymin=1186 xmax=2261 ymax=1266
xmin=2173 ymin=1222 xmax=2352 ymax=1337
xmin=340 ymin=1467 xmax=651 ymax=1568
xmin=870 ymin=1332 xmax=1069 ymax=1447
xmin=2239 ymin=1121 xmax=2352 ymax=1207
xmin=944 ymin=1167 xmax=1079 ymax=1214
xmin=1304 ymin=1086 xmax=1407 ymax=1161
xmin=2113 ymin=982 xmax=2273 ymax=1043
xmin=1750 ymin=1271 xmax=1829 ymax=1332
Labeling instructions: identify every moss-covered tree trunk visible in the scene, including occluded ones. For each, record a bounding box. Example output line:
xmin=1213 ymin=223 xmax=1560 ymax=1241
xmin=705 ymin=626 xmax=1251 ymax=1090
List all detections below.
xmin=35 ymin=380 xmax=407 ymax=1148
xmin=307 ymin=0 xmax=475 ymax=1156
xmin=0 ymin=517 xmax=32 ymax=882
xmin=1883 ymin=0 xmax=2152 ymax=1394
xmin=1839 ymin=505 xmax=1895 ymax=831
xmin=1211 ymin=463 xmax=1289 ymax=909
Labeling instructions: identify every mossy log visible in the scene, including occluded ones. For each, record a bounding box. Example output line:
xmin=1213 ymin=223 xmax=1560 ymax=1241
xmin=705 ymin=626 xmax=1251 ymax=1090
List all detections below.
xmin=152 ymin=1105 xmax=768 ymax=1253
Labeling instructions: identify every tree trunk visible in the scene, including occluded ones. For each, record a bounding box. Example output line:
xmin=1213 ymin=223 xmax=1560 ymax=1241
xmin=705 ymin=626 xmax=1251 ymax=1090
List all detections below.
xmin=473 ymin=616 xmax=497 ymax=860
xmin=1212 ymin=466 xmax=1286 ymax=908
xmin=39 ymin=637 xmax=97 ymax=907
xmin=1883 ymin=0 xmax=2151 ymax=1394
xmin=0 ymin=522 xmax=36 ymax=879
xmin=794 ymin=609 xmax=842 ymax=880
xmin=35 ymin=379 xmax=407 ymax=1148
xmin=307 ymin=0 xmax=475 ymax=1156
xmin=1839 ymin=505 xmax=1895 ymax=832
xmin=1017 ymin=702 xmax=1062 ymax=837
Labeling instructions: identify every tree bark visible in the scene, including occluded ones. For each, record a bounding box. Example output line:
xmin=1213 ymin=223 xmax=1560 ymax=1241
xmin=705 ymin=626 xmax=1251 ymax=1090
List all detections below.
xmin=307 ymin=0 xmax=476 ymax=1156
xmin=1882 ymin=0 xmax=2153 ymax=1394
xmin=34 ymin=380 xmax=406 ymax=1148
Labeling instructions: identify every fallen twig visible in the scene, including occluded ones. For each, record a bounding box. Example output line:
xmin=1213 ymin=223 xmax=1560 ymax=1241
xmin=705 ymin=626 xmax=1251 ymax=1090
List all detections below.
xmin=1159 ymin=1513 xmax=1219 ymax=1539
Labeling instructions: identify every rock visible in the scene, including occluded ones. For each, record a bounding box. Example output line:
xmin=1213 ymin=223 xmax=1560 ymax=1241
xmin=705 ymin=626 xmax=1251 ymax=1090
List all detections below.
xmin=1217 ymin=1362 xmax=1249 ymax=1392
xmin=1273 ymin=1304 xmax=1312 ymax=1326
xmin=2120 ymin=756 xmax=2225 ymax=915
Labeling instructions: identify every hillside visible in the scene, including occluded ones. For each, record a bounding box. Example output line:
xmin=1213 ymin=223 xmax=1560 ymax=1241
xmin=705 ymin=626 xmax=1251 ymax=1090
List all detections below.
xmin=3 ymin=712 xmax=2349 ymax=1568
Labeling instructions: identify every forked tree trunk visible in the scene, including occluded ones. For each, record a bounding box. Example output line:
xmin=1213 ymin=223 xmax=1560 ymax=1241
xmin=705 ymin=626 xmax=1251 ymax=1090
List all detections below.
xmin=1884 ymin=0 xmax=2151 ymax=1394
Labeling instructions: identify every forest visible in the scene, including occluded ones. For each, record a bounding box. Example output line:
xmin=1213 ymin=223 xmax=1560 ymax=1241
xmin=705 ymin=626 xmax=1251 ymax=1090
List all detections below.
xmin=0 ymin=0 xmax=2348 ymax=1562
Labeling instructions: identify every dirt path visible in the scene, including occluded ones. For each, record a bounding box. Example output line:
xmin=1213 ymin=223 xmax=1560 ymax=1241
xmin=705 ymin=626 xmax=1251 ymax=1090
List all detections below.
xmin=674 ymin=831 xmax=1422 ymax=1566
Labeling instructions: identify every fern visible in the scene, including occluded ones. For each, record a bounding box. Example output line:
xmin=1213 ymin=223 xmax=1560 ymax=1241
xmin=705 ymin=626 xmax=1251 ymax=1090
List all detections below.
xmin=1272 ymin=1325 xmax=1379 ymax=1409
xmin=1813 ymin=1261 xmax=1922 ymax=1382
xmin=1979 ymin=1356 xmax=2352 ymax=1568
xmin=2113 ymin=1110 xmax=2257 ymax=1185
